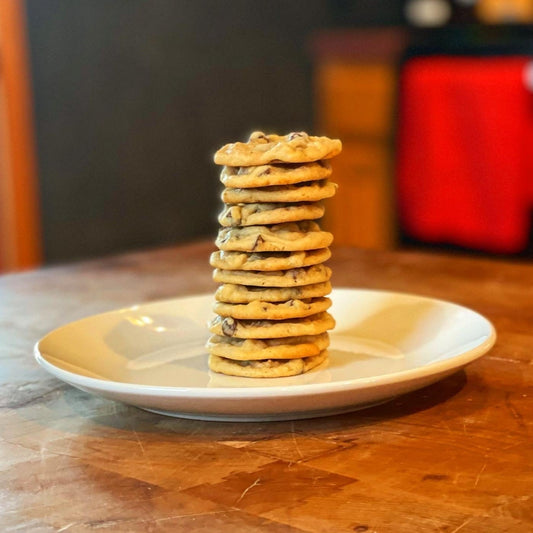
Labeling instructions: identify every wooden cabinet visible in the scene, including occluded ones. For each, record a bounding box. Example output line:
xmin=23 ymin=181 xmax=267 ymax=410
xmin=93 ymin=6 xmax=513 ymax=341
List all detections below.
xmin=317 ymin=61 xmax=396 ymax=139
xmin=314 ymin=30 xmax=406 ymax=249
xmin=325 ymin=139 xmax=394 ymax=249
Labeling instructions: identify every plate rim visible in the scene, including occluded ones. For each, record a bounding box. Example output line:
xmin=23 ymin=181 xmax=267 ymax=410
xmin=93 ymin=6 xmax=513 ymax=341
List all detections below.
xmin=34 ymin=287 xmax=497 ymax=399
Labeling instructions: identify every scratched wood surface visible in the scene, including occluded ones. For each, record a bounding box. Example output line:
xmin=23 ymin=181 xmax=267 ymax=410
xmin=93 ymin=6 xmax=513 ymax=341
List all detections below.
xmin=1 ymin=241 xmax=532 ymax=532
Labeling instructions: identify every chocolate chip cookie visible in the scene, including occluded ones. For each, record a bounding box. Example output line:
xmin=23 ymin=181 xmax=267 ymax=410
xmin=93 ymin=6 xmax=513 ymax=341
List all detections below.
xmin=214 ymin=131 xmax=342 ymax=166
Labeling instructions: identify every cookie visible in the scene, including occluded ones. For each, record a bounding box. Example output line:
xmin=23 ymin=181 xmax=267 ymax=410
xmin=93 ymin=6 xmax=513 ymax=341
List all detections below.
xmin=221 ymin=179 xmax=337 ymax=204
xmin=206 ymin=332 xmax=330 ymax=360
xmin=208 ymin=351 xmax=328 ymax=378
xmin=213 ymin=264 xmax=331 ymax=288
xmin=215 ymin=221 xmax=333 ymax=253
xmin=215 ymin=281 xmax=332 ymax=303
xmin=220 ymin=160 xmax=331 ymax=188
xmin=214 ymin=131 xmax=342 ymax=166
xmin=218 ymin=202 xmax=324 ymax=227
xmin=209 ymin=248 xmax=331 ymax=271
xmin=208 ymin=311 xmax=335 ymax=339
xmin=213 ymin=297 xmax=331 ymax=320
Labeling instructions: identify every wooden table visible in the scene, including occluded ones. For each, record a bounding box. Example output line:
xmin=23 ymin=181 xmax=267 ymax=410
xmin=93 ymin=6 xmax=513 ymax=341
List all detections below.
xmin=1 ymin=241 xmax=532 ymax=532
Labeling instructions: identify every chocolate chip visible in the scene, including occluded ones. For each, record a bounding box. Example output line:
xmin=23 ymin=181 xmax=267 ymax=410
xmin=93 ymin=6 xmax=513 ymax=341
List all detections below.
xmin=288 ymin=300 xmax=295 ymax=307
xmin=252 ymin=235 xmax=264 ymax=250
xmin=259 ymin=168 xmax=271 ymax=176
xmin=222 ymin=317 xmax=237 ymax=337
xmin=288 ymin=132 xmax=306 ymax=141
xmin=291 ymin=270 xmax=299 ymax=281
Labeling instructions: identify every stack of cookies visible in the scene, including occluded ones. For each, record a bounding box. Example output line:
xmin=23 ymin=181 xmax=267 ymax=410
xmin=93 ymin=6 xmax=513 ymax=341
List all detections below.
xmin=207 ymin=131 xmax=342 ymax=378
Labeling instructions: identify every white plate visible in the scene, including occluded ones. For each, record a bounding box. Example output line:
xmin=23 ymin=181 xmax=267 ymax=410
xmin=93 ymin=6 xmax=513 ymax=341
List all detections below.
xmin=34 ymin=289 xmax=496 ymax=422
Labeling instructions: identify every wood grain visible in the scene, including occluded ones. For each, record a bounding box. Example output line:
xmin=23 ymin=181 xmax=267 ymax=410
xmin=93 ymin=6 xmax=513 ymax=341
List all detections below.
xmin=1 ymin=241 xmax=532 ymax=532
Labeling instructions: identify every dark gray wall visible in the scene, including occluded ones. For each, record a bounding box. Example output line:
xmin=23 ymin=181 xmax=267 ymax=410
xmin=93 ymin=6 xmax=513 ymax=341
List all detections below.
xmin=26 ymin=0 xmax=403 ymax=263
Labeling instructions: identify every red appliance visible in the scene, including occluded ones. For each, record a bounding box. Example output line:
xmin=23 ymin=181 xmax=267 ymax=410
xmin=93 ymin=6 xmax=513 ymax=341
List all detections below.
xmin=397 ymin=56 xmax=533 ymax=253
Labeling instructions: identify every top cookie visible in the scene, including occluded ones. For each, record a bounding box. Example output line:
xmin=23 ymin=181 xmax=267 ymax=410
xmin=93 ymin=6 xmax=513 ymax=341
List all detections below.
xmin=214 ymin=131 xmax=342 ymax=166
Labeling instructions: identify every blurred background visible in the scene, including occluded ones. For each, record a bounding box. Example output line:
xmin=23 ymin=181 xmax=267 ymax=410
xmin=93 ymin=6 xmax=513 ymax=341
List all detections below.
xmin=2 ymin=0 xmax=533 ymax=272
